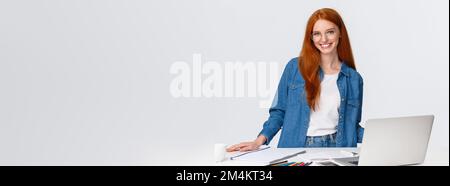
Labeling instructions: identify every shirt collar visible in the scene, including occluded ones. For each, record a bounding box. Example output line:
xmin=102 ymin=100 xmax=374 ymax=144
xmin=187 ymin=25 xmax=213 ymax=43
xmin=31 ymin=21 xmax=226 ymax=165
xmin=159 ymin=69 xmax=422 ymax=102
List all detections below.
xmin=319 ymin=62 xmax=350 ymax=78
xmin=339 ymin=62 xmax=350 ymax=77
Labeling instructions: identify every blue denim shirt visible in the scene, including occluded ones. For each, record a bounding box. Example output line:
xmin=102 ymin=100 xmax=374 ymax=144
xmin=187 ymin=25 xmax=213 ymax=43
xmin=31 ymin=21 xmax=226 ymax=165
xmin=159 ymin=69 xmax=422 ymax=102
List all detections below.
xmin=259 ymin=57 xmax=364 ymax=147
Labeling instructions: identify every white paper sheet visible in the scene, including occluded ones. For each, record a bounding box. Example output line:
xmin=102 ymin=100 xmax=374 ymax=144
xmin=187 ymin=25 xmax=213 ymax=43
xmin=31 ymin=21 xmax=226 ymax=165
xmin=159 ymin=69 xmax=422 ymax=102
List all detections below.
xmin=228 ymin=146 xmax=304 ymax=164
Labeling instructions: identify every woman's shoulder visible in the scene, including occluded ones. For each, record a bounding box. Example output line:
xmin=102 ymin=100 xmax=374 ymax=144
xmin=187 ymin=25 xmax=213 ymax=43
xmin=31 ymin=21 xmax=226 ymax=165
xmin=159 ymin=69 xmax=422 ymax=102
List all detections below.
xmin=285 ymin=57 xmax=300 ymax=71
xmin=341 ymin=63 xmax=363 ymax=83
xmin=280 ymin=57 xmax=302 ymax=82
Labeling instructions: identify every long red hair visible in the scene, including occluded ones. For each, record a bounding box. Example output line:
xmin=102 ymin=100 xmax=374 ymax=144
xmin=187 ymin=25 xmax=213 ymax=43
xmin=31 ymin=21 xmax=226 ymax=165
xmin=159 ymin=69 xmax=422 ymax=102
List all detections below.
xmin=299 ymin=8 xmax=356 ymax=111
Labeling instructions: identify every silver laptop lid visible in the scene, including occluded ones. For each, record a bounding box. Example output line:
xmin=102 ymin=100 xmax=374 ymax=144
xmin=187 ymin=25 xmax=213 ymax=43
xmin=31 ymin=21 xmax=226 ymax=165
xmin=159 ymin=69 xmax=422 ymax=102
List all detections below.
xmin=358 ymin=115 xmax=434 ymax=166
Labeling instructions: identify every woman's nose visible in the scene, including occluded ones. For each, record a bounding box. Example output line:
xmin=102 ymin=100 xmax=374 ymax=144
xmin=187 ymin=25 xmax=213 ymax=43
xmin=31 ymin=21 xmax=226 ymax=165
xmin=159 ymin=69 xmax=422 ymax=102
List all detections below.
xmin=320 ymin=35 xmax=328 ymax=43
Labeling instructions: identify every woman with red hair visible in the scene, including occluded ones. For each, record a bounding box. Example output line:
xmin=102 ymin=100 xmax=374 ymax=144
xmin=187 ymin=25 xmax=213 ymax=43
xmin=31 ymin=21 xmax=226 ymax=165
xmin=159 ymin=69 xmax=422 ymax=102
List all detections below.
xmin=228 ymin=8 xmax=364 ymax=151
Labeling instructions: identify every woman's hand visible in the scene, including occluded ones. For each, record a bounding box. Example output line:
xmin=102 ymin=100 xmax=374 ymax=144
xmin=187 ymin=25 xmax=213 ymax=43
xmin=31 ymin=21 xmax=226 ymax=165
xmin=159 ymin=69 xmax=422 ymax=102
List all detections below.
xmin=226 ymin=135 xmax=267 ymax=152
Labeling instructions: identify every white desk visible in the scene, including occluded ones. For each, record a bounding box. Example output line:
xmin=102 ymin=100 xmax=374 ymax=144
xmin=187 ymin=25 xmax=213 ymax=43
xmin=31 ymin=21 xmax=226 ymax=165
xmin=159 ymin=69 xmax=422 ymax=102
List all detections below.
xmin=218 ymin=147 xmax=446 ymax=166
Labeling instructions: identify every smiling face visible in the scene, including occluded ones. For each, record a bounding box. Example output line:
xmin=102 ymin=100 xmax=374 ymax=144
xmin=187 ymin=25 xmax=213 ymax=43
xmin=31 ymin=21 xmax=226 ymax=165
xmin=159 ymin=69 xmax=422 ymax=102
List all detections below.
xmin=311 ymin=19 xmax=340 ymax=55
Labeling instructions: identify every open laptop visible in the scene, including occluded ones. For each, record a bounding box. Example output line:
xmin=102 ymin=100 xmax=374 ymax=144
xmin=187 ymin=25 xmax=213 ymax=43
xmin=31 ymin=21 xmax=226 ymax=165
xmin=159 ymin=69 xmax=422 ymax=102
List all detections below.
xmin=332 ymin=115 xmax=434 ymax=166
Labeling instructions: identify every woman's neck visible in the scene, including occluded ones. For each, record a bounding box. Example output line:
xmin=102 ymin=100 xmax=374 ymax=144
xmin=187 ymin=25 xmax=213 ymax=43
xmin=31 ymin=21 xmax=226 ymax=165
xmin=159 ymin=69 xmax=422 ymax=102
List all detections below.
xmin=320 ymin=52 xmax=341 ymax=74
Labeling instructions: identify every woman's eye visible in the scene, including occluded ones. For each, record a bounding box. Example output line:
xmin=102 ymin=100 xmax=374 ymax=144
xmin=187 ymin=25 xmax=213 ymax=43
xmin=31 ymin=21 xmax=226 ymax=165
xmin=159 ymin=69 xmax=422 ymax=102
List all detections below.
xmin=327 ymin=31 xmax=335 ymax=35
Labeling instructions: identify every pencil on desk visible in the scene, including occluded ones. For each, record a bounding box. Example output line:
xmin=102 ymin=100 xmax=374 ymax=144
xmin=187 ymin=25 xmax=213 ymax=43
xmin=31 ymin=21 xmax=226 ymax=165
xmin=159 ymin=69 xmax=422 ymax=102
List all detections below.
xmin=266 ymin=160 xmax=288 ymax=166
xmin=279 ymin=162 xmax=296 ymax=166
xmin=268 ymin=150 xmax=306 ymax=164
xmin=230 ymin=146 xmax=271 ymax=160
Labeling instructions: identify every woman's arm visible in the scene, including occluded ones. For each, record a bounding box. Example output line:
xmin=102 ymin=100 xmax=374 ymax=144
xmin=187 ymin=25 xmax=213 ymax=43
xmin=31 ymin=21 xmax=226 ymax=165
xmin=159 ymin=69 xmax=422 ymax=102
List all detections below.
xmin=257 ymin=58 xmax=295 ymax=145
xmin=227 ymin=58 xmax=296 ymax=152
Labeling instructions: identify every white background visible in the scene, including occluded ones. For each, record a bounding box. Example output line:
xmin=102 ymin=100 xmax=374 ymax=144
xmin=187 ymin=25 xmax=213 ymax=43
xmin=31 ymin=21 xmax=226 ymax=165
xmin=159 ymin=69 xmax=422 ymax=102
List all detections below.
xmin=0 ymin=0 xmax=448 ymax=165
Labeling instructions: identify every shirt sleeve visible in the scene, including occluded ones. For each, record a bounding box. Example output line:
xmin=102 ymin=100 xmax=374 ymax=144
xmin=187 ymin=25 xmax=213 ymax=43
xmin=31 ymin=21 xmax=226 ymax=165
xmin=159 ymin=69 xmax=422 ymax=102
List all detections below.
xmin=357 ymin=75 xmax=364 ymax=143
xmin=258 ymin=58 xmax=295 ymax=145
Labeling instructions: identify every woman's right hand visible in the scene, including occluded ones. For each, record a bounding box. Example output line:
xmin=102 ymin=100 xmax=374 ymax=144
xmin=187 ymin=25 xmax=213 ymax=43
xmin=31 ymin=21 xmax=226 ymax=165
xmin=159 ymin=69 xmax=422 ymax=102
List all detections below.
xmin=226 ymin=135 xmax=267 ymax=152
